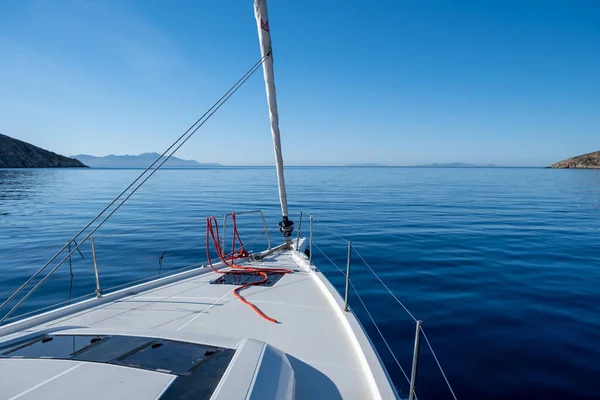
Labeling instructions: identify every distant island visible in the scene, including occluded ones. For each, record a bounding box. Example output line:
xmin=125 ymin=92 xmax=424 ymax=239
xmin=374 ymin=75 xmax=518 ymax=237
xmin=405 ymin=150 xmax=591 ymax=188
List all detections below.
xmin=345 ymin=162 xmax=499 ymax=168
xmin=550 ymin=150 xmax=600 ymax=169
xmin=0 ymin=133 xmax=87 ymax=168
xmin=73 ymin=153 xmax=221 ymax=168
xmin=415 ymin=162 xmax=496 ymax=168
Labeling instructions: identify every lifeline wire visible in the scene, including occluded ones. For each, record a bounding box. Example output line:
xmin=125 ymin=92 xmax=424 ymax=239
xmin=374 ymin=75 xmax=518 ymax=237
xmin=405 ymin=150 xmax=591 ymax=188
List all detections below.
xmin=311 ymin=242 xmax=411 ymax=385
xmin=312 ymin=242 xmax=346 ymax=277
xmin=420 ymin=326 xmax=458 ymax=400
xmin=314 ymin=238 xmax=458 ymax=398
xmin=352 ymin=246 xmax=419 ymax=323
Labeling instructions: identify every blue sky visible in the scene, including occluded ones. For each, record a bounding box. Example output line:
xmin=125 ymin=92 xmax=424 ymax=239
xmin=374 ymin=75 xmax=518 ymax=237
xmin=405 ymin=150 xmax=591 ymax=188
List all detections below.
xmin=0 ymin=0 xmax=598 ymax=166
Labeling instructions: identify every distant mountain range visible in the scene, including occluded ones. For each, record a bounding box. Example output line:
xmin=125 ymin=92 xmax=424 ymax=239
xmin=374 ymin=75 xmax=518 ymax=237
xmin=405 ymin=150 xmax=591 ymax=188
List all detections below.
xmin=72 ymin=153 xmax=221 ymax=168
xmin=347 ymin=163 xmax=384 ymax=166
xmin=0 ymin=133 xmax=87 ymax=168
xmin=415 ymin=162 xmax=496 ymax=168
xmin=550 ymin=150 xmax=600 ymax=169
xmin=346 ymin=163 xmax=498 ymax=167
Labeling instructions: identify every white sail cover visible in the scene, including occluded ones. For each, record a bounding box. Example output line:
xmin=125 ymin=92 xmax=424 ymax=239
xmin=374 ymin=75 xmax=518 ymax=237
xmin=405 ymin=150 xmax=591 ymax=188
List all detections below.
xmin=254 ymin=0 xmax=289 ymax=218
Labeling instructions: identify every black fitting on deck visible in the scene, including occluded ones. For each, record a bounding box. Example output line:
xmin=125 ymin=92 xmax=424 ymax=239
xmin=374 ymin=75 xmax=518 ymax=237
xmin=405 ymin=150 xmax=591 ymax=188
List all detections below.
xmin=279 ymin=216 xmax=294 ymax=238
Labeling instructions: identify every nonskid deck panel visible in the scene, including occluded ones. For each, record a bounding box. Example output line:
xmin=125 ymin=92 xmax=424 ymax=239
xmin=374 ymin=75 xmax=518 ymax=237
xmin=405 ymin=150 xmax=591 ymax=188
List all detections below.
xmin=0 ymin=248 xmax=398 ymax=399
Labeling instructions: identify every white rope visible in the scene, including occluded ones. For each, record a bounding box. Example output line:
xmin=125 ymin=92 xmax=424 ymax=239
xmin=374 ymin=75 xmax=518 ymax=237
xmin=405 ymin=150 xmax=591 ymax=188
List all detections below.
xmin=420 ymin=326 xmax=458 ymax=400
xmin=352 ymin=246 xmax=419 ymax=323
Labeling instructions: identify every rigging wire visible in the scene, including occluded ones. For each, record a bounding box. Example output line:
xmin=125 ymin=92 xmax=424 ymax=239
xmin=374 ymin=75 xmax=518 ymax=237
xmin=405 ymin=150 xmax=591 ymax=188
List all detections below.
xmin=0 ymin=53 xmax=270 ymax=322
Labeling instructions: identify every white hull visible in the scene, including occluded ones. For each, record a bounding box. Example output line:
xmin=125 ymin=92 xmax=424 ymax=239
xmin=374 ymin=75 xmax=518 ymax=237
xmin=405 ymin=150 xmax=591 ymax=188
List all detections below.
xmin=0 ymin=241 xmax=399 ymax=399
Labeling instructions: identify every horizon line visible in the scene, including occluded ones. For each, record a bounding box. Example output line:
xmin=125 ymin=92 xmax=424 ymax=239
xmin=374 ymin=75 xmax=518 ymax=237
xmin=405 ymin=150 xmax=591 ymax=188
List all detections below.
xmin=74 ymin=165 xmax=546 ymax=169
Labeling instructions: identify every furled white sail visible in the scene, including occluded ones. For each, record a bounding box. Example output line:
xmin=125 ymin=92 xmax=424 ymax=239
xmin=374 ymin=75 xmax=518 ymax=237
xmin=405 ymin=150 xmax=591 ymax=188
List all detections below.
xmin=254 ymin=0 xmax=289 ymax=220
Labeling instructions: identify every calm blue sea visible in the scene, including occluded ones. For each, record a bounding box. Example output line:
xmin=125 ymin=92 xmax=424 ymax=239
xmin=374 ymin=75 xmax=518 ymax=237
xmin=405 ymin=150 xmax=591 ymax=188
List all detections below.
xmin=1 ymin=167 xmax=600 ymax=399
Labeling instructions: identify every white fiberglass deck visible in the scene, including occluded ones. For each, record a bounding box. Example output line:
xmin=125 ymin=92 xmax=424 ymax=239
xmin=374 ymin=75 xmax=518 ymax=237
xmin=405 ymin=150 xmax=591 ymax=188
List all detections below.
xmin=0 ymin=246 xmax=398 ymax=399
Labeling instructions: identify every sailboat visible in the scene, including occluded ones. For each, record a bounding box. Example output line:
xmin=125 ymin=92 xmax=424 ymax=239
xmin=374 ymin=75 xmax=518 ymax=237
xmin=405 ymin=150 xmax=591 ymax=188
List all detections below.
xmin=0 ymin=1 xmax=450 ymax=399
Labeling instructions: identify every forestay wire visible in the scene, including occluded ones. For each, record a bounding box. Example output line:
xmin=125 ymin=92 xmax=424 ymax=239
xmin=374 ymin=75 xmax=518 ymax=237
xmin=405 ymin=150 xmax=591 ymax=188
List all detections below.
xmin=0 ymin=53 xmax=271 ymax=323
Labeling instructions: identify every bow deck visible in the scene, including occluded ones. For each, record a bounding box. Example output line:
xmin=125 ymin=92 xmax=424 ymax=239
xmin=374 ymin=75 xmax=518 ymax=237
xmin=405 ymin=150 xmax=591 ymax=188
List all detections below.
xmin=0 ymin=245 xmax=398 ymax=399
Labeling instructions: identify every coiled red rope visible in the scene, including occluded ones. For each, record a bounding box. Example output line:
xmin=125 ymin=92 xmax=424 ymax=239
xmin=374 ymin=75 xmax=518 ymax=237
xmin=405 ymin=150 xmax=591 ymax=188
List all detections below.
xmin=206 ymin=213 xmax=290 ymax=323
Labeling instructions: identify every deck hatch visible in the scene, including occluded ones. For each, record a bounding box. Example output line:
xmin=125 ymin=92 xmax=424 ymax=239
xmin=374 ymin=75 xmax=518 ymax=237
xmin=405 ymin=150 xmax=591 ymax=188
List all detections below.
xmin=210 ymin=271 xmax=285 ymax=287
xmin=0 ymin=335 xmax=106 ymax=359
xmin=0 ymin=334 xmax=233 ymax=377
xmin=0 ymin=334 xmax=236 ymax=399
xmin=158 ymin=349 xmax=235 ymax=400
xmin=115 ymin=339 xmax=224 ymax=375
xmin=73 ymin=335 xmax=151 ymax=363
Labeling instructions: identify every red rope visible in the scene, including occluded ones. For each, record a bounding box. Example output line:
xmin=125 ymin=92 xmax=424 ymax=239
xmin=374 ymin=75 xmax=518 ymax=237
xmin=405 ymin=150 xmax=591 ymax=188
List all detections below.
xmin=206 ymin=213 xmax=290 ymax=323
